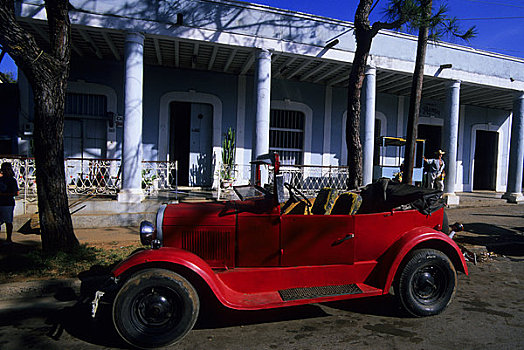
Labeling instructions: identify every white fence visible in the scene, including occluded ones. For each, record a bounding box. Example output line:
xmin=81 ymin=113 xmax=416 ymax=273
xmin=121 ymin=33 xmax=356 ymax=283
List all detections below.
xmin=1 ymin=157 xmax=352 ymax=200
xmin=0 ymin=157 xmax=38 ymax=200
xmin=0 ymin=157 xmax=178 ymax=199
xmin=274 ymin=165 xmax=351 ymax=196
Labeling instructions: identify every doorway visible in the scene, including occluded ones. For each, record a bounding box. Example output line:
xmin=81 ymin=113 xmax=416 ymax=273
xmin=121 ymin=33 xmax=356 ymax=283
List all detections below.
xmin=418 ymin=124 xmax=442 ymax=158
xmin=373 ymin=119 xmax=382 ymax=166
xmin=473 ymin=130 xmax=498 ymax=190
xmin=169 ymin=101 xmax=213 ymax=187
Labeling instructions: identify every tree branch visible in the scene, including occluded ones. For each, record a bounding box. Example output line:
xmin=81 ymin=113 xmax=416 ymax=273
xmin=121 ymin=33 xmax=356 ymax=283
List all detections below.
xmin=0 ymin=0 xmax=62 ymax=84
xmin=371 ymin=19 xmax=405 ymax=35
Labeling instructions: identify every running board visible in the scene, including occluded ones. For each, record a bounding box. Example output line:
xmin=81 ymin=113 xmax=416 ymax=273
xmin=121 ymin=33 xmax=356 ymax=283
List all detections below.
xmin=279 ymin=284 xmax=363 ymax=301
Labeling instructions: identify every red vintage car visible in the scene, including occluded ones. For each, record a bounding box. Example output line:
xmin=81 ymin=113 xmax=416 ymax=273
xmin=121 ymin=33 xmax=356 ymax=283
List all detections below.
xmin=94 ymin=154 xmax=467 ymax=349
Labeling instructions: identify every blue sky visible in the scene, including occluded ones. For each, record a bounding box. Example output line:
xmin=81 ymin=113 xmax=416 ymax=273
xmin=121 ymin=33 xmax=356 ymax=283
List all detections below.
xmin=252 ymin=0 xmax=524 ymax=57
xmin=1 ymin=0 xmax=523 ymax=79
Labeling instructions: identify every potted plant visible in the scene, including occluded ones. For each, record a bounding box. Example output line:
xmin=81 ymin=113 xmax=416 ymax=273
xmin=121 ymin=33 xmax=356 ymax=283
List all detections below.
xmin=220 ymin=127 xmax=236 ymax=188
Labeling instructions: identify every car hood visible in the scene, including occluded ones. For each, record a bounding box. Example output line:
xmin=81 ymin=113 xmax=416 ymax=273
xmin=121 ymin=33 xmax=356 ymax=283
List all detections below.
xmin=163 ymin=201 xmax=236 ymax=226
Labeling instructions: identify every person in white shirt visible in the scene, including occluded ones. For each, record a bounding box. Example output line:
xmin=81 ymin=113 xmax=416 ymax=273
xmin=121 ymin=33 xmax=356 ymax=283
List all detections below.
xmin=424 ymin=150 xmax=446 ymax=191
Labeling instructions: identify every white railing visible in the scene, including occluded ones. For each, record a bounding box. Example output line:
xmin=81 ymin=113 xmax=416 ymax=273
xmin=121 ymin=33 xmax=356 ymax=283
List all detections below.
xmin=1 ymin=157 xmax=351 ymax=200
xmin=275 ymin=164 xmax=351 ymax=196
xmin=0 ymin=156 xmax=37 ymax=201
xmin=65 ymin=158 xmax=121 ymax=196
xmin=1 ymin=156 xmax=178 ymax=198
xmin=142 ymin=160 xmax=177 ymax=195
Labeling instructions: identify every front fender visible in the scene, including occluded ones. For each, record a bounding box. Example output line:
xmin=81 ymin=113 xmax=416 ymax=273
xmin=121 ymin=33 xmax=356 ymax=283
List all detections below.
xmin=377 ymin=227 xmax=468 ymax=294
xmin=111 ymin=248 xmax=250 ymax=310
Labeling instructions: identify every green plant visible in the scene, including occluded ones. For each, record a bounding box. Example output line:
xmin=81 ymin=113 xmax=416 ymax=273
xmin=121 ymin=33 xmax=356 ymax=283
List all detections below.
xmin=221 ymin=128 xmax=236 ymax=180
xmin=141 ymin=168 xmax=158 ymax=189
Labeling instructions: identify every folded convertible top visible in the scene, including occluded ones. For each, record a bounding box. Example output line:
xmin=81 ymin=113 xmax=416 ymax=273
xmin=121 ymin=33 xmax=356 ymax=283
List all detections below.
xmin=357 ymin=178 xmax=445 ymax=215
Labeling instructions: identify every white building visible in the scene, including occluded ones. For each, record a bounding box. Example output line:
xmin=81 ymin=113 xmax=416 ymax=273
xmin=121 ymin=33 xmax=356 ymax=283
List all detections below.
xmin=13 ymin=0 xmax=524 ymax=204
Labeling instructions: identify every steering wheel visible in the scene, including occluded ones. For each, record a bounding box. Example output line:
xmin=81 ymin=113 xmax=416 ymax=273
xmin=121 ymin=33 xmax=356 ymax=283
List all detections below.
xmin=283 ymin=182 xmax=312 ymax=213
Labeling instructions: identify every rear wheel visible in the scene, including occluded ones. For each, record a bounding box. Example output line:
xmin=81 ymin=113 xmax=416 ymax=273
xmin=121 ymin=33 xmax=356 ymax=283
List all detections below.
xmin=113 ymin=269 xmax=199 ymax=349
xmin=395 ymin=249 xmax=456 ymax=317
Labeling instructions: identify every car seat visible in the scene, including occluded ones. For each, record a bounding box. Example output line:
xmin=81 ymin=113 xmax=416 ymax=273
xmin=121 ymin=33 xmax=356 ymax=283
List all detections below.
xmin=328 ymin=192 xmax=362 ymax=215
xmin=311 ymin=187 xmax=335 ymax=215
xmin=284 ymin=200 xmax=308 ymax=215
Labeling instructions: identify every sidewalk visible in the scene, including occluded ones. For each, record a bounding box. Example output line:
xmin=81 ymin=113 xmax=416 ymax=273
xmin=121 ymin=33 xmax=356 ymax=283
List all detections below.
xmin=9 ymin=226 xmax=140 ymax=248
xmin=455 ymin=191 xmax=514 ymax=208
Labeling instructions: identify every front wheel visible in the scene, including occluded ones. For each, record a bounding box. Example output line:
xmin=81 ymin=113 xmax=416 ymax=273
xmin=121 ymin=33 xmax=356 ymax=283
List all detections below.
xmin=395 ymin=249 xmax=457 ymax=317
xmin=113 ymin=268 xmax=199 ymax=349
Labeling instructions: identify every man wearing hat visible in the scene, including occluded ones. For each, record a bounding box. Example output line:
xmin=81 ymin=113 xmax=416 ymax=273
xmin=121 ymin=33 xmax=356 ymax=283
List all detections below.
xmin=424 ymin=150 xmax=446 ymax=190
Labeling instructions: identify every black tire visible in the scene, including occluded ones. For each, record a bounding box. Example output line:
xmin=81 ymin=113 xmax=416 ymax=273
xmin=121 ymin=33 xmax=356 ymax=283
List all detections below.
xmin=395 ymin=249 xmax=457 ymax=317
xmin=113 ymin=268 xmax=199 ymax=349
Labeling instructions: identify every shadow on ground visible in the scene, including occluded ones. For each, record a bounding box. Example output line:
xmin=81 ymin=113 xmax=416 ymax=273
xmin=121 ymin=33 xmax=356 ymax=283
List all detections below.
xmin=0 ymin=272 xmax=405 ymax=349
xmin=455 ymin=223 xmax=524 ymax=256
xmin=0 ymin=269 xmax=331 ymax=349
xmin=323 ymin=295 xmax=404 ymax=318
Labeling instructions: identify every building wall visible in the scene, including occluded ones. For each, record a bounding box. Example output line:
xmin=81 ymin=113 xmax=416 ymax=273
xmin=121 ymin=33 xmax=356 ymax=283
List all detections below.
xmin=143 ymin=65 xmax=238 ymax=161
xmin=270 ymin=78 xmax=326 ymax=165
xmin=13 ymin=21 xmax=517 ymax=193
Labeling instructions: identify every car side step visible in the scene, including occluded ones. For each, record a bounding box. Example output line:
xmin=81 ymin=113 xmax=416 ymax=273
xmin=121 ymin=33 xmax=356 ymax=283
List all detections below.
xmin=279 ymin=284 xmax=363 ymax=301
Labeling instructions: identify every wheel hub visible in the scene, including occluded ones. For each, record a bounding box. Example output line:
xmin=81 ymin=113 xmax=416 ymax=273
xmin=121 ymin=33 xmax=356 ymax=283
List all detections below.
xmin=136 ymin=288 xmax=177 ymax=327
xmin=413 ymin=266 xmax=444 ymax=301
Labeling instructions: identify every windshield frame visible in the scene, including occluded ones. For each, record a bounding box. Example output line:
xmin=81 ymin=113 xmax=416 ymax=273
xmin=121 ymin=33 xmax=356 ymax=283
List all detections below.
xmin=233 ymin=184 xmax=272 ymax=201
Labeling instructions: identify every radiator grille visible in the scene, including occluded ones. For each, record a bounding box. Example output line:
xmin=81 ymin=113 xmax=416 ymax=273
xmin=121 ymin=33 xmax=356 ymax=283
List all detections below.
xmin=279 ymin=284 xmax=362 ymax=301
xmin=181 ymin=229 xmax=232 ymax=263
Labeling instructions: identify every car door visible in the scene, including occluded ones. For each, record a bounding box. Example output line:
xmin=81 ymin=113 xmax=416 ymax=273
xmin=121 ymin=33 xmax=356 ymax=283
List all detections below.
xmin=236 ymin=203 xmax=281 ymax=267
xmin=280 ymin=214 xmax=355 ymax=267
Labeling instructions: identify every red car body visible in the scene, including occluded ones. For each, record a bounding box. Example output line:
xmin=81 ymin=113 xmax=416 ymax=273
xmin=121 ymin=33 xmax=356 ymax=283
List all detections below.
xmin=104 ymin=155 xmax=467 ymax=349
xmin=112 ymin=199 xmax=466 ymax=311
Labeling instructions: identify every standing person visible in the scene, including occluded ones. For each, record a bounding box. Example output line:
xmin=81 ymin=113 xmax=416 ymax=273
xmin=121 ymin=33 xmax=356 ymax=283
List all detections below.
xmin=0 ymin=162 xmax=19 ymax=244
xmin=424 ymin=150 xmax=446 ymax=191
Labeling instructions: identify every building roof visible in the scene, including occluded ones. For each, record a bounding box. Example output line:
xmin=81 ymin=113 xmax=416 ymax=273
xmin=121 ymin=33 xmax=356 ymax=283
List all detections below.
xmin=17 ymin=0 xmax=524 ymax=110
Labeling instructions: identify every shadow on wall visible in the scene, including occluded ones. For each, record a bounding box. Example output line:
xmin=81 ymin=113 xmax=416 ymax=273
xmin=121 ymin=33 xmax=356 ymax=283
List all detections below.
xmin=455 ymin=223 xmax=524 ymax=257
xmin=189 ymin=153 xmax=211 ymax=187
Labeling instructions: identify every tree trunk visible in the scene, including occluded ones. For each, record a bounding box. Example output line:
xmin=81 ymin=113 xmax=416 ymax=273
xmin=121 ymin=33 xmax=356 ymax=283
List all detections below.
xmin=33 ymin=80 xmax=78 ymax=252
xmin=402 ymin=0 xmax=432 ymax=185
xmin=345 ymin=0 xmax=411 ymax=189
xmin=346 ymin=37 xmax=372 ymax=189
xmin=0 ymin=0 xmax=78 ymax=252
xmin=346 ymin=0 xmax=374 ymax=190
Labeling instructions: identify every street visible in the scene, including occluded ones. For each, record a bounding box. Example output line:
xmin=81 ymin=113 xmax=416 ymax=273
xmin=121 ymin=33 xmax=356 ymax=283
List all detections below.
xmin=0 ymin=205 xmax=522 ymax=350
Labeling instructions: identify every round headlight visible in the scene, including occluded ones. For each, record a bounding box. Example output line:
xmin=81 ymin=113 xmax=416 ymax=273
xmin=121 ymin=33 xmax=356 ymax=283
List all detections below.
xmin=140 ymin=221 xmax=155 ymax=246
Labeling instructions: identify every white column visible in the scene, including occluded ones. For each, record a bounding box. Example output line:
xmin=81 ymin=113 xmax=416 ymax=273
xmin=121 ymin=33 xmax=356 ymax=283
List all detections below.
xmin=236 ymin=75 xmax=248 ymax=183
xmin=322 ymin=86 xmax=333 ymax=166
xmin=362 ymin=66 xmax=376 ymax=186
xmin=503 ymin=91 xmax=524 ymax=203
xmin=252 ymin=48 xmax=272 ymax=184
xmin=118 ymin=32 xmax=145 ymax=202
xmin=396 ymin=96 xmax=405 ymax=137
xmin=443 ymin=80 xmax=461 ymax=206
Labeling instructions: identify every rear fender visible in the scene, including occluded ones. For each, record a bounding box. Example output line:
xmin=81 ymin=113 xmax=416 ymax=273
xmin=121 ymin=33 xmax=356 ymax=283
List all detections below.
xmin=373 ymin=227 xmax=468 ymax=294
xmin=111 ymin=248 xmax=238 ymax=309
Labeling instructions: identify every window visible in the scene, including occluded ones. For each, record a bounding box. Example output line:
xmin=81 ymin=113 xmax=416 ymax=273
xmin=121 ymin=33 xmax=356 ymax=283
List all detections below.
xmin=66 ymin=93 xmax=107 ymax=117
xmin=269 ymin=109 xmax=304 ymax=165
xmin=64 ymin=93 xmax=108 ymax=158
